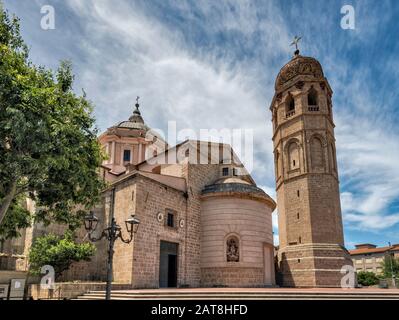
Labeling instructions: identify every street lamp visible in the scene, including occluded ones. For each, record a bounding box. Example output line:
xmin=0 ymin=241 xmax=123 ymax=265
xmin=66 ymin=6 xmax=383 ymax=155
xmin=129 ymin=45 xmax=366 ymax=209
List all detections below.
xmin=84 ymin=190 xmax=140 ymax=300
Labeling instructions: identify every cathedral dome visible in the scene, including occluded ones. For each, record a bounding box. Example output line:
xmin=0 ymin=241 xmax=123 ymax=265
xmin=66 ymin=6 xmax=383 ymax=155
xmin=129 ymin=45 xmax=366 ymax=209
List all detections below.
xmin=201 ymin=182 xmax=276 ymax=210
xmin=275 ymin=53 xmax=324 ymax=91
xmin=108 ymin=100 xmax=150 ymax=134
xmin=114 ymin=120 xmax=149 ymax=131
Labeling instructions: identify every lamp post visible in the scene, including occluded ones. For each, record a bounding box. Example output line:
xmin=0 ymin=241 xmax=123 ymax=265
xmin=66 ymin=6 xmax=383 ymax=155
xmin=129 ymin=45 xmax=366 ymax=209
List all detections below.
xmin=84 ymin=189 xmax=140 ymax=300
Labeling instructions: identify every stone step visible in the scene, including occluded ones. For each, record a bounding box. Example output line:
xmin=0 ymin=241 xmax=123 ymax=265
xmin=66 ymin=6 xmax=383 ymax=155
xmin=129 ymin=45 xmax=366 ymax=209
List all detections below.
xmin=85 ymin=290 xmax=399 ymax=297
xmin=75 ymin=290 xmax=399 ymax=300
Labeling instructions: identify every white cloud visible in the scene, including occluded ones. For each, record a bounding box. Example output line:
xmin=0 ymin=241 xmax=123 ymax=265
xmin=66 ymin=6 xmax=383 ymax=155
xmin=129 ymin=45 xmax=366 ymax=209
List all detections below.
xmin=345 ymin=212 xmax=399 ymax=231
xmin=62 ymin=0 xmax=291 ymax=186
xmin=9 ymin=0 xmax=399 ymax=236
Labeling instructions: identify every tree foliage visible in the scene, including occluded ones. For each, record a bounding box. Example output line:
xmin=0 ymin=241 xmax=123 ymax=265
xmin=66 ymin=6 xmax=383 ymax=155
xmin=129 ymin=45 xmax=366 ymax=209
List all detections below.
xmin=356 ymin=271 xmax=379 ymax=286
xmin=381 ymin=255 xmax=399 ymax=279
xmin=28 ymin=231 xmax=96 ymax=279
xmin=0 ymin=6 xmax=105 ymax=239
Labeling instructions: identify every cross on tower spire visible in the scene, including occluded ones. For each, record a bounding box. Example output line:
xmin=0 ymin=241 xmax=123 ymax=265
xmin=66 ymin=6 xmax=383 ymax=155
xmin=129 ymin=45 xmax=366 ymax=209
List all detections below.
xmin=134 ymin=96 xmax=141 ymax=112
xmin=290 ymin=35 xmax=302 ymax=56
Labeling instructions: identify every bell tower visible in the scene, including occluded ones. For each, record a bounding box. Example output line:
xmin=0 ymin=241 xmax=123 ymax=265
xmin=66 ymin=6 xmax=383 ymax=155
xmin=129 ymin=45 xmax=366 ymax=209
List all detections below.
xmin=270 ymin=46 xmax=352 ymax=287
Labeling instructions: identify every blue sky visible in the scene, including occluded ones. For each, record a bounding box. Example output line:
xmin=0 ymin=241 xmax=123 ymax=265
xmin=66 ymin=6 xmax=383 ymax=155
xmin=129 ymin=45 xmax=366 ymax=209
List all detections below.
xmin=3 ymin=0 xmax=399 ymax=249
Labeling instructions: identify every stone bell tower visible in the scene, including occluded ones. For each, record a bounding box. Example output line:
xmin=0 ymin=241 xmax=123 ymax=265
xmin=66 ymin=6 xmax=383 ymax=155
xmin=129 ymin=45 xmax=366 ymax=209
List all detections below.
xmin=270 ymin=46 xmax=352 ymax=287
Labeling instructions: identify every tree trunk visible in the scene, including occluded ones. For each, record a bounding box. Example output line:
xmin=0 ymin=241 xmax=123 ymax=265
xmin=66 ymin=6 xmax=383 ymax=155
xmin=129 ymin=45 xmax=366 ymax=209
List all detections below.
xmin=0 ymin=180 xmax=18 ymax=226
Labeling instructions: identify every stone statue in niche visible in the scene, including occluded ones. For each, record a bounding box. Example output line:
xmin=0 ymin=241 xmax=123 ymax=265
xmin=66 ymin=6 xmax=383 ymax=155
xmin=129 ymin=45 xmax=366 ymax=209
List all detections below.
xmin=226 ymin=237 xmax=239 ymax=262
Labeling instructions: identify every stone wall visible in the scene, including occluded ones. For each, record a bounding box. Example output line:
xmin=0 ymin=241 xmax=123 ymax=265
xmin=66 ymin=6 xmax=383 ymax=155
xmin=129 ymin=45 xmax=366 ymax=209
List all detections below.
xmin=0 ymin=270 xmax=29 ymax=284
xmin=277 ymin=243 xmax=353 ymax=287
xmin=131 ymin=175 xmax=188 ymax=287
xmin=184 ymin=163 xmax=220 ymax=287
xmin=201 ymin=267 xmax=266 ymax=287
xmin=104 ymin=174 xmax=188 ymax=288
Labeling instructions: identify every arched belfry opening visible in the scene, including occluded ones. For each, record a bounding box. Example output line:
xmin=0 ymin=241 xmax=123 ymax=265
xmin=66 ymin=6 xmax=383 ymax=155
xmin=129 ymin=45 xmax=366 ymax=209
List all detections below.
xmin=285 ymin=94 xmax=295 ymax=117
xmin=307 ymin=87 xmax=318 ymax=106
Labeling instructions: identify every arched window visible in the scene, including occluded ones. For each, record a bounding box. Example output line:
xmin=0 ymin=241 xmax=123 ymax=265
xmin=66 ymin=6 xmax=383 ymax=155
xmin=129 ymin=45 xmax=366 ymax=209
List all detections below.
xmin=307 ymin=87 xmax=318 ymax=106
xmin=288 ymin=142 xmax=299 ymax=171
xmin=226 ymin=236 xmax=239 ymax=262
xmin=286 ymin=94 xmax=295 ymax=112
xmin=310 ymin=137 xmax=324 ymax=170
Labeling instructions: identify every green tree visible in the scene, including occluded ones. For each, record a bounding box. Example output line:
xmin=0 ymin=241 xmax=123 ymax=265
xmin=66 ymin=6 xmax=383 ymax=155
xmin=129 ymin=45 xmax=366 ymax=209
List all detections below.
xmin=0 ymin=6 xmax=105 ymax=238
xmin=357 ymin=271 xmax=379 ymax=286
xmin=28 ymin=232 xmax=96 ymax=279
xmin=381 ymin=255 xmax=399 ymax=279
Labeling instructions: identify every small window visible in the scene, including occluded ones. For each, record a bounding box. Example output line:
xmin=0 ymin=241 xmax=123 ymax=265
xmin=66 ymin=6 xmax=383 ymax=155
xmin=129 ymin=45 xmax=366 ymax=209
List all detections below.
xmin=233 ymin=168 xmax=238 ymax=176
xmin=297 ymin=213 xmax=300 ymax=219
xmin=299 ymin=236 xmax=302 ymax=244
xmin=293 ymin=160 xmax=296 ymax=167
xmin=297 ymin=190 xmax=300 ymax=197
xmin=222 ymin=167 xmax=229 ymax=176
xmin=166 ymin=212 xmax=175 ymax=228
xmin=123 ymin=149 xmax=131 ymax=162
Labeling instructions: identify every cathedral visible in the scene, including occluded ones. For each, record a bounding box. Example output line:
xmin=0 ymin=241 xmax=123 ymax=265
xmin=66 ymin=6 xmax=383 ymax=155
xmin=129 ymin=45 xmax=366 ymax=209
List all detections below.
xmin=0 ymin=50 xmax=352 ymax=288
xmin=92 ymin=100 xmax=277 ymax=288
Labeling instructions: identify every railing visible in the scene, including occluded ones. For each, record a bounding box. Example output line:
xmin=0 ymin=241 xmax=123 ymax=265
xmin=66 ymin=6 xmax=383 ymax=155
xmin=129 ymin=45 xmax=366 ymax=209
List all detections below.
xmin=308 ymin=105 xmax=319 ymax=111
xmin=286 ymin=110 xmax=295 ymax=118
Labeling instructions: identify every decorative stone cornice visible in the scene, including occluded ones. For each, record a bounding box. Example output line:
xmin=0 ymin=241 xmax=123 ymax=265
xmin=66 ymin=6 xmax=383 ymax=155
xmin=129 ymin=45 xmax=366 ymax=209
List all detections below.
xmin=201 ymin=183 xmax=276 ymax=210
xmin=275 ymin=55 xmax=324 ymax=91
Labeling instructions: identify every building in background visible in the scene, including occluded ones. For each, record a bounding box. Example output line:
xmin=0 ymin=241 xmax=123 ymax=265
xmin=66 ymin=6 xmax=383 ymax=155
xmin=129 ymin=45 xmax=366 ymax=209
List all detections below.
xmin=349 ymin=243 xmax=399 ymax=274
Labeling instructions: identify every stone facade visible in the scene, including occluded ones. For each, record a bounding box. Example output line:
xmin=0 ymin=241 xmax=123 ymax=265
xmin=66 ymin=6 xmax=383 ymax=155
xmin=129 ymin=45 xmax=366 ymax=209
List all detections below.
xmin=87 ymin=139 xmax=277 ymax=288
xmin=200 ymin=192 xmax=275 ymax=287
xmin=270 ymin=51 xmax=353 ymax=287
xmin=350 ymin=243 xmax=399 ymax=274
